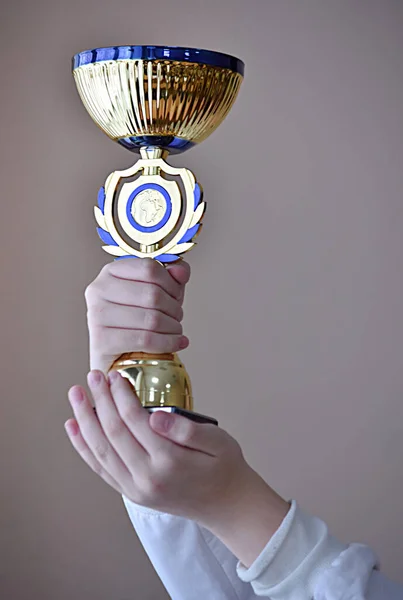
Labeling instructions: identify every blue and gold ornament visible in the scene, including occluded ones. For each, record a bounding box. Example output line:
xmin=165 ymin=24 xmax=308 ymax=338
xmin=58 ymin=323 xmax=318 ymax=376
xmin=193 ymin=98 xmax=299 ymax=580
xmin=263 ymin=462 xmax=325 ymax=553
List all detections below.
xmin=94 ymin=148 xmax=205 ymax=263
xmin=72 ymin=46 xmax=244 ymax=262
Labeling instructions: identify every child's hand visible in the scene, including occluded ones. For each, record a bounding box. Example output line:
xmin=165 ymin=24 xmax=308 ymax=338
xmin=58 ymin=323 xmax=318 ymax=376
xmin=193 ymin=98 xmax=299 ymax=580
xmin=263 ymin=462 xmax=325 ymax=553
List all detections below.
xmin=85 ymin=258 xmax=190 ymax=373
xmin=65 ymin=370 xmax=289 ymax=567
xmin=65 ymin=370 xmax=244 ymax=521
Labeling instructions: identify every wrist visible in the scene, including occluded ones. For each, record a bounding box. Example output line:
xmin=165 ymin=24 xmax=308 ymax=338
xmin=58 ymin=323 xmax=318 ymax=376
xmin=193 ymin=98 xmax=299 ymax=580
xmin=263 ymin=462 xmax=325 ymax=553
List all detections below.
xmin=202 ymin=466 xmax=290 ymax=568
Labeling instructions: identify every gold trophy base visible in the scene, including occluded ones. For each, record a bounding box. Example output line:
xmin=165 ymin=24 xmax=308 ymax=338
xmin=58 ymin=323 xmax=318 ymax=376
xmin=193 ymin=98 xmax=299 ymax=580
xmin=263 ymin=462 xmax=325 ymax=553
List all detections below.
xmin=110 ymin=352 xmax=218 ymax=425
xmin=111 ymin=352 xmax=193 ymax=410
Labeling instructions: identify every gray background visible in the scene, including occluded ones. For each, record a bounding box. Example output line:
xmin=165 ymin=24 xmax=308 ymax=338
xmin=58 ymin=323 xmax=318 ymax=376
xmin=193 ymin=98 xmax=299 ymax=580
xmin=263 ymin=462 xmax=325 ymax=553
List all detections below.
xmin=1 ymin=1 xmax=402 ymax=598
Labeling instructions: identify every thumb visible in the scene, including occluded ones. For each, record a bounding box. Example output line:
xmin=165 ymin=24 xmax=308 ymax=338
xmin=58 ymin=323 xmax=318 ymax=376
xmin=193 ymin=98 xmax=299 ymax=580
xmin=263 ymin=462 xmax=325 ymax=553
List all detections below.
xmin=149 ymin=411 xmax=230 ymax=456
xmin=167 ymin=261 xmax=191 ymax=286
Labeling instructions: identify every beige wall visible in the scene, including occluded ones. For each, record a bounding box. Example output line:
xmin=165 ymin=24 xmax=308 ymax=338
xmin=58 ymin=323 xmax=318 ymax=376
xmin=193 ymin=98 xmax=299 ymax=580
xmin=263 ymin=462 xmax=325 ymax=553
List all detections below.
xmin=1 ymin=1 xmax=403 ymax=597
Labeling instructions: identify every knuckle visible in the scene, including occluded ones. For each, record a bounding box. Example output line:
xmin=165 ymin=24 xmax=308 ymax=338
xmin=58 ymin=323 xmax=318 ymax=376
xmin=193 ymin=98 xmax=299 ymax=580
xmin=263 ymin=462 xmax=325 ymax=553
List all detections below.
xmin=100 ymin=262 xmax=113 ymax=276
xmin=141 ymin=258 xmax=159 ymax=281
xmin=144 ymin=309 xmax=161 ymax=332
xmin=173 ymin=321 xmax=183 ymax=336
xmin=157 ymin=453 xmax=177 ymax=476
xmin=177 ymin=420 xmax=196 ymax=445
xmin=84 ymin=282 xmax=98 ymax=306
xmin=91 ymin=461 xmax=104 ymax=477
xmin=104 ymin=417 xmax=125 ymax=439
xmin=232 ymin=439 xmax=244 ymax=459
xmin=142 ymin=474 xmax=166 ymax=499
xmin=144 ymin=285 xmax=163 ymax=309
xmin=85 ymin=264 xmax=112 ymax=305
xmin=138 ymin=329 xmax=154 ymax=350
xmin=223 ymin=434 xmax=242 ymax=459
xmin=93 ymin=442 xmax=109 ymax=463
xmin=120 ymin=402 xmax=139 ymax=425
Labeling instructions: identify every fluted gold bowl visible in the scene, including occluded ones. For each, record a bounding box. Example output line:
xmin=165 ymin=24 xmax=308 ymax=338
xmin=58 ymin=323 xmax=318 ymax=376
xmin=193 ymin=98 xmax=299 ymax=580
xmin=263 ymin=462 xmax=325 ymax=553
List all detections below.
xmin=72 ymin=45 xmax=244 ymax=154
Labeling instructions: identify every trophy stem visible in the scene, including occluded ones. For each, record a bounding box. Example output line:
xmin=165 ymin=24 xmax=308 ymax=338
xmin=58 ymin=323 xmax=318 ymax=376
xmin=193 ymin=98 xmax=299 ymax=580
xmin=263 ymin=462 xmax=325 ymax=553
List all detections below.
xmin=140 ymin=243 xmax=161 ymax=253
xmin=140 ymin=147 xmax=169 ymax=176
xmin=140 ymin=147 xmax=168 ymax=160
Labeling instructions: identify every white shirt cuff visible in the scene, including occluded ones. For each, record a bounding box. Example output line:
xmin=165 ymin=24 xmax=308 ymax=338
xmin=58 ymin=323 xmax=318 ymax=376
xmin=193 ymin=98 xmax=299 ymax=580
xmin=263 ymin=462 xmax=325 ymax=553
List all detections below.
xmin=237 ymin=501 xmax=347 ymax=599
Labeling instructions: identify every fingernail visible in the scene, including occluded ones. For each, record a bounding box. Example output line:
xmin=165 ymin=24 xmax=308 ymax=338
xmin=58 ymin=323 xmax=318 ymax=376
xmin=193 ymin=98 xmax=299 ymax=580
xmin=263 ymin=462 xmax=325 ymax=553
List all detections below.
xmin=88 ymin=370 xmax=102 ymax=387
xmin=65 ymin=420 xmax=79 ymax=436
xmin=179 ymin=336 xmax=189 ymax=350
xmin=108 ymin=370 xmax=119 ymax=384
xmin=152 ymin=411 xmax=174 ymax=433
xmin=69 ymin=386 xmax=84 ymax=407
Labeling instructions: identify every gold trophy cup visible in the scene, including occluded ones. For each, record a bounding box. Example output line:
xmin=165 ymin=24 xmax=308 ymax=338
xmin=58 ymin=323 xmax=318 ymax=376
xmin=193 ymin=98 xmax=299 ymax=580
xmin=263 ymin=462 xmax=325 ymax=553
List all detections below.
xmin=72 ymin=45 xmax=244 ymax=423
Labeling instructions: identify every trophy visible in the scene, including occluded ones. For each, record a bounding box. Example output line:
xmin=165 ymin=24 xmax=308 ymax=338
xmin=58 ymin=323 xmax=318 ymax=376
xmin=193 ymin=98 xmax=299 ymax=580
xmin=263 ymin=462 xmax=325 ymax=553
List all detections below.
xmin=72 ymin=45 xmax=244 ymax=424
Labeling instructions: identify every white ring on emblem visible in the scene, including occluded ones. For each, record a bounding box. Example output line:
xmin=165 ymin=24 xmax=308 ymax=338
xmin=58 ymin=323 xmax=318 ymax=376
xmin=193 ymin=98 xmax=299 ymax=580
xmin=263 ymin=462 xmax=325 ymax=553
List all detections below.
xmin=117 ymin=176 xmax=181 ymax=246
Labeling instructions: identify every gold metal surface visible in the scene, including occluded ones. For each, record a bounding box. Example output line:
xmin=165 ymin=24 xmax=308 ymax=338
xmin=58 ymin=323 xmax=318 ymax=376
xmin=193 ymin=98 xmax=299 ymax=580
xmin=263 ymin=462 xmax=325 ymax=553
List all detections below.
xmin=111 ymin=352 xmax=193 ymax=410
xmin=73 ymin=59 xmax=242 ymax=146
xmin=94 ymin=156 xmax=206 ymax=259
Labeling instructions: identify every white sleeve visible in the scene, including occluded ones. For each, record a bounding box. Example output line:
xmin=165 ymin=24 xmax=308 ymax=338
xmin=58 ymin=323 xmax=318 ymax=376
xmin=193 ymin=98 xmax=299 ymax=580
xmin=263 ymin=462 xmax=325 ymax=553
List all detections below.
xmin=237 ymin=501 xmax=403 ymax=599
xmin=122 ymin=496 xmax=258 ymax=600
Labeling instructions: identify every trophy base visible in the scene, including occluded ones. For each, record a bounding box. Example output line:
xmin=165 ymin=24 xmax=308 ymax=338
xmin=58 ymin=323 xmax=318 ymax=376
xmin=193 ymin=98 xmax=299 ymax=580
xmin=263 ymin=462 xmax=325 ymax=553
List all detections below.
xmin=147 ymin=406 xmax=218 ymax=426
xmin=110 ymin=352 xmax=217 ymax=425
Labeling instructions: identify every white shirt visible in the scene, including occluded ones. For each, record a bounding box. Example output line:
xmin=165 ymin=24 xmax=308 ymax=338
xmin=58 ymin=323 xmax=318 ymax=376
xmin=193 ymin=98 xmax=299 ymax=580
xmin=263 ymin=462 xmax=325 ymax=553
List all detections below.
xmin=123 ymin=497 xmax=403 ymax=599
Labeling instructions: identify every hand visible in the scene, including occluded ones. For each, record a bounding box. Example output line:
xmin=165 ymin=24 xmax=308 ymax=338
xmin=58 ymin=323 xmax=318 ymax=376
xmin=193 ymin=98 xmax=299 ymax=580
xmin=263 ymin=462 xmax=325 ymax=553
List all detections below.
xmin=85 ymin=258 xmax=190 ymax=373
xmin=65 ymin=370 xmax=289 ymax=567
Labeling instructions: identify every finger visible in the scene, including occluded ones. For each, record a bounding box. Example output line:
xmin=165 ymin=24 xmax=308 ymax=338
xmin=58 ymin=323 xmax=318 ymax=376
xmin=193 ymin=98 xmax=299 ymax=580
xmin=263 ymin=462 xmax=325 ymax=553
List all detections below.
xmin=88 ymin=279 xmax=183 ymax=321
xmin=68 ymin=385 xmax=132 ymax=484
xmin=89 ymin=303 xmax=183 ymax=334
xmin=109 ymin=371 xmax=171 ymax=454
xmin=64 ymin=418 xmax=123 ymax=493
xmin=87 ymin=370 xmax=148 ymax=467
xmin=90 ymin=327 xmax=189 ymax=356
xmin=167 ymin=262 xmax=191 ymax=286
xmin=167 ymin=263 xmax=190 ymax=306
xmin=109 ymin=258 xmax=184 ymax=300
xmin=149 ymin=412 xmax=229 ymax=457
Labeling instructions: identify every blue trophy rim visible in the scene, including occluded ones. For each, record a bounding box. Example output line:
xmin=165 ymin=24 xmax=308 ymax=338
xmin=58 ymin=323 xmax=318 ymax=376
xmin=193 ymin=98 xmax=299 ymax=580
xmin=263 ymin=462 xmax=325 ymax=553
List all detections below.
xmin=72 ymin=45 xmax=244 ymax=76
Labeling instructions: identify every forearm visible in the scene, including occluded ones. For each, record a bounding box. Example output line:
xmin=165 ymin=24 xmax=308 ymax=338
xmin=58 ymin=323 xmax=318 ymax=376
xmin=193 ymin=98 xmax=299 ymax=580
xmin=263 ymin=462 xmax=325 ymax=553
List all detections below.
xmin=203 ymin=469 xmax=290 ymax=569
